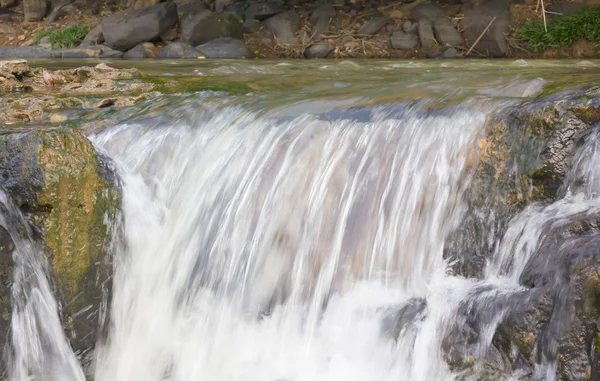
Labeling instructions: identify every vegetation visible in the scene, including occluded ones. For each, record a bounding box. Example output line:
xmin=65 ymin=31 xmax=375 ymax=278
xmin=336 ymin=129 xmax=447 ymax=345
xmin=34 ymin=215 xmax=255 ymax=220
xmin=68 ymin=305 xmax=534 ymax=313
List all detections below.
xmin=34 ymin=23 xmax=89 ymax=48
xmin=519 ymin=6 xmax=600 ymax=51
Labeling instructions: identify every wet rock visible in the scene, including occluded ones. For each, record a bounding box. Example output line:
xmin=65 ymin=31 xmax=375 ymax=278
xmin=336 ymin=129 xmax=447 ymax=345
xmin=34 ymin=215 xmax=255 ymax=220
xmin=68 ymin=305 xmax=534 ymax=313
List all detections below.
xmin=244 ymin=2 xmax=283 ymax=21
xmin=124 ymin=42 xmax=156 ymax=59
xmin=242 ymin=19 xmax=262 ymax=34
xmin=23 ymin=0 xmax=47 ymax=21
xmin=356 ymin=15 xmax=387 ymax=35
xmin=304 ymin=42 xmax=332 ymax=59
xmin=181 ymin=10 xmax=242 ymax=46
xmin=390 ymin=29 xmax=418 ymax=50
xmin=412 ymin=3 xmax=462 ymax=47
xmin=382 ymin=298 xmax=427 ymax=340
xmin=101 ymin=1 xmax=179 ymax=51
xmin=156 ymin=41 xmax=200 ymax=58
xmin=79 ymin=25 xmax=104 ymax=48
xmin=264 ymin=11 xmax=301 ymax=44
xmin=0 ymin=128 xmax=120 ymax=353
xmin=417 ymin=19 xmax=435 ymax=50
xmin=0 ymin=47 xmax=55 ymax=59
xmin=462 ymin=0 xmax=510 ymax=57
xmin=402 ymin=20 xmax=418 ymax=34
xmin=196 ymin=37 xmax=249 ymax=58
xmin=310 ymin=4 xmax=335 ymax=36
xmin=0 ymin=225 xmax=14 ymax=355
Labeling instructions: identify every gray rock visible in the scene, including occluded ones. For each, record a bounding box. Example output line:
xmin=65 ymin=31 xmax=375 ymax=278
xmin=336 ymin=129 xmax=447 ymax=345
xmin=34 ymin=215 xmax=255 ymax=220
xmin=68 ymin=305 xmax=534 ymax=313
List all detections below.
xmin=433 ymin=18 xmax=462 ymax=47
xmin=23 ymin=0 xmax=47 ymax=21
xmin=196 ymin=37 xmax=249 ymax=58
xmin=161 ymin=25 xmax=178 ymax=41
xmin=80 ymin=25 xmax=104 ymax=48
xmin=181 ymin=10 xmax=242 ymax=46
xmin=402 ymin=20 xmax=417 ymax=34
xmin=441 ymin=47 xmax=463 ymax=58
xmin=101 ymin=2 xmax=179 ymax=51
xmin=0 ymin=47 xmax=55 ymax=59
xmin=310 ymin=4 xmax=335 ymax=36
xmin=462 ymin=0 xmax=510 ymax=57
xmin=264 ymin=11 xmax=300 ymax=44
xmin=304 ymin=42 xmax=332 ymax=58
xmin=177 ymin=1 xmax=208 ymax=16
xmin=156 ymin=41 xmax=200 ymax=58
xmin=124 ymin=42 xmax=155 ymax=59
xmin=411 ymin=3 xmax=445 ymax=22
xmin=417 ymin=19 xmax=434 ymax=51
xmin=54 ymin=45 xmax=124 ymax=58
xmin=390 ymin=29 xmax=418 ymax=50
xmin=38 ymin=36 xmax=53 ymax=49
xmin=244 ymin=2 xmax=283 ymax=21
xmin=242 ymin=19 xmax=261 ymax=34
xmin=356 ymin=15 xmax=387 ymax=35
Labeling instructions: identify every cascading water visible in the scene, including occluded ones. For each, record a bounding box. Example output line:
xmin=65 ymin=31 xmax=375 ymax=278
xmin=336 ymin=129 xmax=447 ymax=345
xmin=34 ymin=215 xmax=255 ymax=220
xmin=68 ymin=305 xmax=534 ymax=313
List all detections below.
xmin=4 ymin=64 xmax=600 ymax=381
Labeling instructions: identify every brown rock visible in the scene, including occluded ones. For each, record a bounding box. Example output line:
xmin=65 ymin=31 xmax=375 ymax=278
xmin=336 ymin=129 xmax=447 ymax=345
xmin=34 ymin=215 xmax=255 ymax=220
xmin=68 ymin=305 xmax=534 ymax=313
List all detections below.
xmin=23 ymin=0 xmax=48 ymax=21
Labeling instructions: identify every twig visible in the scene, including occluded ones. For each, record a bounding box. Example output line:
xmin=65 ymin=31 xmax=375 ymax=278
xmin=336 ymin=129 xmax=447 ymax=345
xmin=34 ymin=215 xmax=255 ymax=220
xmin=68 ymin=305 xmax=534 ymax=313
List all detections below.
xmin=541 ymin=0 xmax=547 ymax=32
xmin=465 ymin=16 xmax=497 ymax=56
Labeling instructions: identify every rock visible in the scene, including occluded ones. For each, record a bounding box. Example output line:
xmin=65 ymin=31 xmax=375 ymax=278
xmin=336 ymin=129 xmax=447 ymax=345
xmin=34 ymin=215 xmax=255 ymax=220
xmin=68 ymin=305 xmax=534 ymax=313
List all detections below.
xmin=462 ymin=0 xmax=510 ymax=58
xmin=390 ymin=29 xmax=418 ymax=50
xmin=402 ymin=20 xmax=417 ymax=34
xmin=214 ymin=0 xmax=229 ymax=12
xmin=412 ymin=3 xmax=462 ymax=47
xmin=356 ymin=15 xmax=387 ymax=35
xmin=382 ymin=298 xmax=428 ymax=340
xmin=23 ymin=0 xmax=47 ymax=21
xmin=80 ymin=25 xmax=104 ymax=48
xmin=155 ymin=41 xmax=200 ymax=58
xmin=0 ymin=59 xmax=29 ymax=79
xmin=0 ymin=224 xmax=14 ymax=355
xmin=196 ymin=37 xmax=248 ymax=58
xmin=124 ymin=42 xmax=155 ymax=59
xmin=0 ymin=0 xmax=18 ymax=7
xmin=161 ymin=25 xmax=178 ymax=41
xmin=304 ymin=42 xmax=332 ymax=58
xmin=310 ymin=4 xmax=335 ymax=36
xmin=417 ymin=19 xmax=435 ymax=50
xmin=546 ymin=2 xmax=585 ymax=18
xmin=441 ymin=47 xmax=463 ymax=58
xmin=181 ymin=10 xmax=242 ymax=46
xmin=244 ymin=2 xmax=283 ymax=21
xmin=242 ymin=19 xmax=261 ymax=34
xmin=0 ymin=128 xmax=120 ymax=353
xmin=129 ymin=0 xmax=160 ymax=10
xmin=0 ymin=47 xmax=55 ymax=59
xmin=177 ymin=1 xmax=208 ymax=16
xmin=54 ymin=45 xmax=123 ymax=58
xmin=101 ymin=2 xmax=179 ymax=51
xmin=264 ymin=11 xmax=300 ymax=44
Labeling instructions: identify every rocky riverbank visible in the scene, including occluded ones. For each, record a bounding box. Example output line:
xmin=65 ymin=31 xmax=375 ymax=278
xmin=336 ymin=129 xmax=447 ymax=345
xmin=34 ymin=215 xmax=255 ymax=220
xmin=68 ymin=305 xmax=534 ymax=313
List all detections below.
xmin=0 ymin=0 xmax=599 ymax=60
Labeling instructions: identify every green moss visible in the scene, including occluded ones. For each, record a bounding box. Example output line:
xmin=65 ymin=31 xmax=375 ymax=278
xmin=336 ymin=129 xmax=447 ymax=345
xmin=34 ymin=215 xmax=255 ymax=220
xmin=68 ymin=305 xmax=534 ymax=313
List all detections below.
xmin=519 ymin=6 xmax=600 ymax=51
xmin=34 ymin=24 xmax=89 ymax=48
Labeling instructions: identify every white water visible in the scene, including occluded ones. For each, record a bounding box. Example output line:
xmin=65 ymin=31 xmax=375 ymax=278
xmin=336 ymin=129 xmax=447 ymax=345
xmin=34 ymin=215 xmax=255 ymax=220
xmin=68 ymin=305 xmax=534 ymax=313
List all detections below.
xmin=6 ymin=98 xmax=600 ymax=381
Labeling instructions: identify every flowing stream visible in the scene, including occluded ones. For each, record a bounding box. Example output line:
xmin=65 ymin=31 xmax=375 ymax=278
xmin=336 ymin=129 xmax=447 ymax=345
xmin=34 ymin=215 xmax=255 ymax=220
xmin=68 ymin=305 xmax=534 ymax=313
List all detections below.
xmin=4 ymin=60 xmax=600 ymax=381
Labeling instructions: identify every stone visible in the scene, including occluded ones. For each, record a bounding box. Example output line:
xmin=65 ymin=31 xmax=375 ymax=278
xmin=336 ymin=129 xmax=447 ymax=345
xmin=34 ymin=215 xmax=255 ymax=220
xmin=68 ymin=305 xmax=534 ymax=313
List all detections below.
xmin=242 ymin=19 xmax=261 ymax=34
xmin=244 ymin=2 xmax=283 ymax=21
xmin=156 ymin=41 xmax=200 ymax=58
xmin=101 ymin=2 xmax=179 ymax=51
xmin=54 ymin=45 xmax=123 ymax=58
xmin=411 ymin=2 xmax=445 ymax=22
xmin=382 ymin=298 xmax=427 ymax=340
xmin=441 ymin=47 xmax=463 ymax=58
xmin=80 ymin=25 xmax=104 ymax=48
xmin=0 ymin=0 xmax=18 ymax=7
xmin=0 ymin=47 xmax=55 ymax=59
xmin=181 ymin=10 xmax=242 ymax=46
xmin=196 ymin=37 xmax=249 ymax=58
xmin=0 ymin=128 xmax=120 ymax=353
xmin=356 ymin=15 xmax=387 ymax=35
xmin=402 ymin=20 xmax=417 ymax=34
xmin=411 ymin=3 xmax=461 ymax=47
xmin=124 ymin=42 xmax=155 ymax=59
xmin=310 ymin=4 xmax=335 ymax=36
xmin=177 ymin=1 xmax=208 ymax=16
xmin=0 ymin=59 xmax=29 ymax=79
xmin=23 ymin=0 xmax=47 ymax=21
xmin=37 ymin=36 xmax=53 ymax=49
xmin=462 ymin=0 xmax=510 ymax=58
xmin=417 ymin=19 xmax=435 ymax=51
xmin=214 ymin=0 xmax=229 ymax=12
xmin=160 ymin=25 xmax=178 ymax=41
xmin=264 ymin=11 xmax=300 ymax=44
xmin=304 ymin=42 xmax=332 ymax=58
xmin=129 ymin=0 xmax=161 ymax=10
xmin=390 ymin=29 xmax=418 ymax=50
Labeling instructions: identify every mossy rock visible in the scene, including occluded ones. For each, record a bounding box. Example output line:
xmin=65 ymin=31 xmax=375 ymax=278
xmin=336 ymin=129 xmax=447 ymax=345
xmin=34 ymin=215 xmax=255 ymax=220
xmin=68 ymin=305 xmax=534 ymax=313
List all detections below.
xmin=181 ymin=11 xmax=243 ymax=46
xmin=0 ymin=127 xmax=120 ymax=353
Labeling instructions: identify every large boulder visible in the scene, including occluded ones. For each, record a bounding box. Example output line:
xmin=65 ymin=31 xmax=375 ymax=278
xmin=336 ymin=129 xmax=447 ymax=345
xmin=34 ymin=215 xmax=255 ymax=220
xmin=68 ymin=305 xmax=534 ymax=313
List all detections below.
xmin=124 ymin=42 xmax=156 ymax=59
xmin=391 ymin=29 xmax=418 ymax=50
xmin=156 ymin=41 xmax=200 ymax=58
xmin=412 ymin=3 xmax=462 ymax=47
xmin=181 ymin=10 xmax=242 ymax=46
xmin=310 ymin=4 xmax=335 ymax=36
xmin=462 ymin=0 xmax=510 ymax=57
xmin=304 ymin=42 xmax=332 ymax=58
xmin=101 ymin=2 xmax=179 ymax=51
xmin=23 ymin=0 xmax=47 ymax=21
xmin=264 ymin=11 xmax=300 ymax=44
xmin=79 ymin=25 xmax=104 ymax=48
xmin=196 ymin=37 xmax=248 ymax=58
xmin=244 ymin=2 xmax=283 ymax=21
xmin=0 ymin=128 xmax=120 ymax=354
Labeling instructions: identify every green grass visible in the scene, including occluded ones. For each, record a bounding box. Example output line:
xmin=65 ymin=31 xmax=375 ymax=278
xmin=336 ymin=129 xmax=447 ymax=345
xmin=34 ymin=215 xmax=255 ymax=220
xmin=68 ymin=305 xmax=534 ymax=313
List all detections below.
xmin=34 ymin=24 xmax=89 ymax=49
xmin=518 ymin=6 xmax=600 ymax=52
